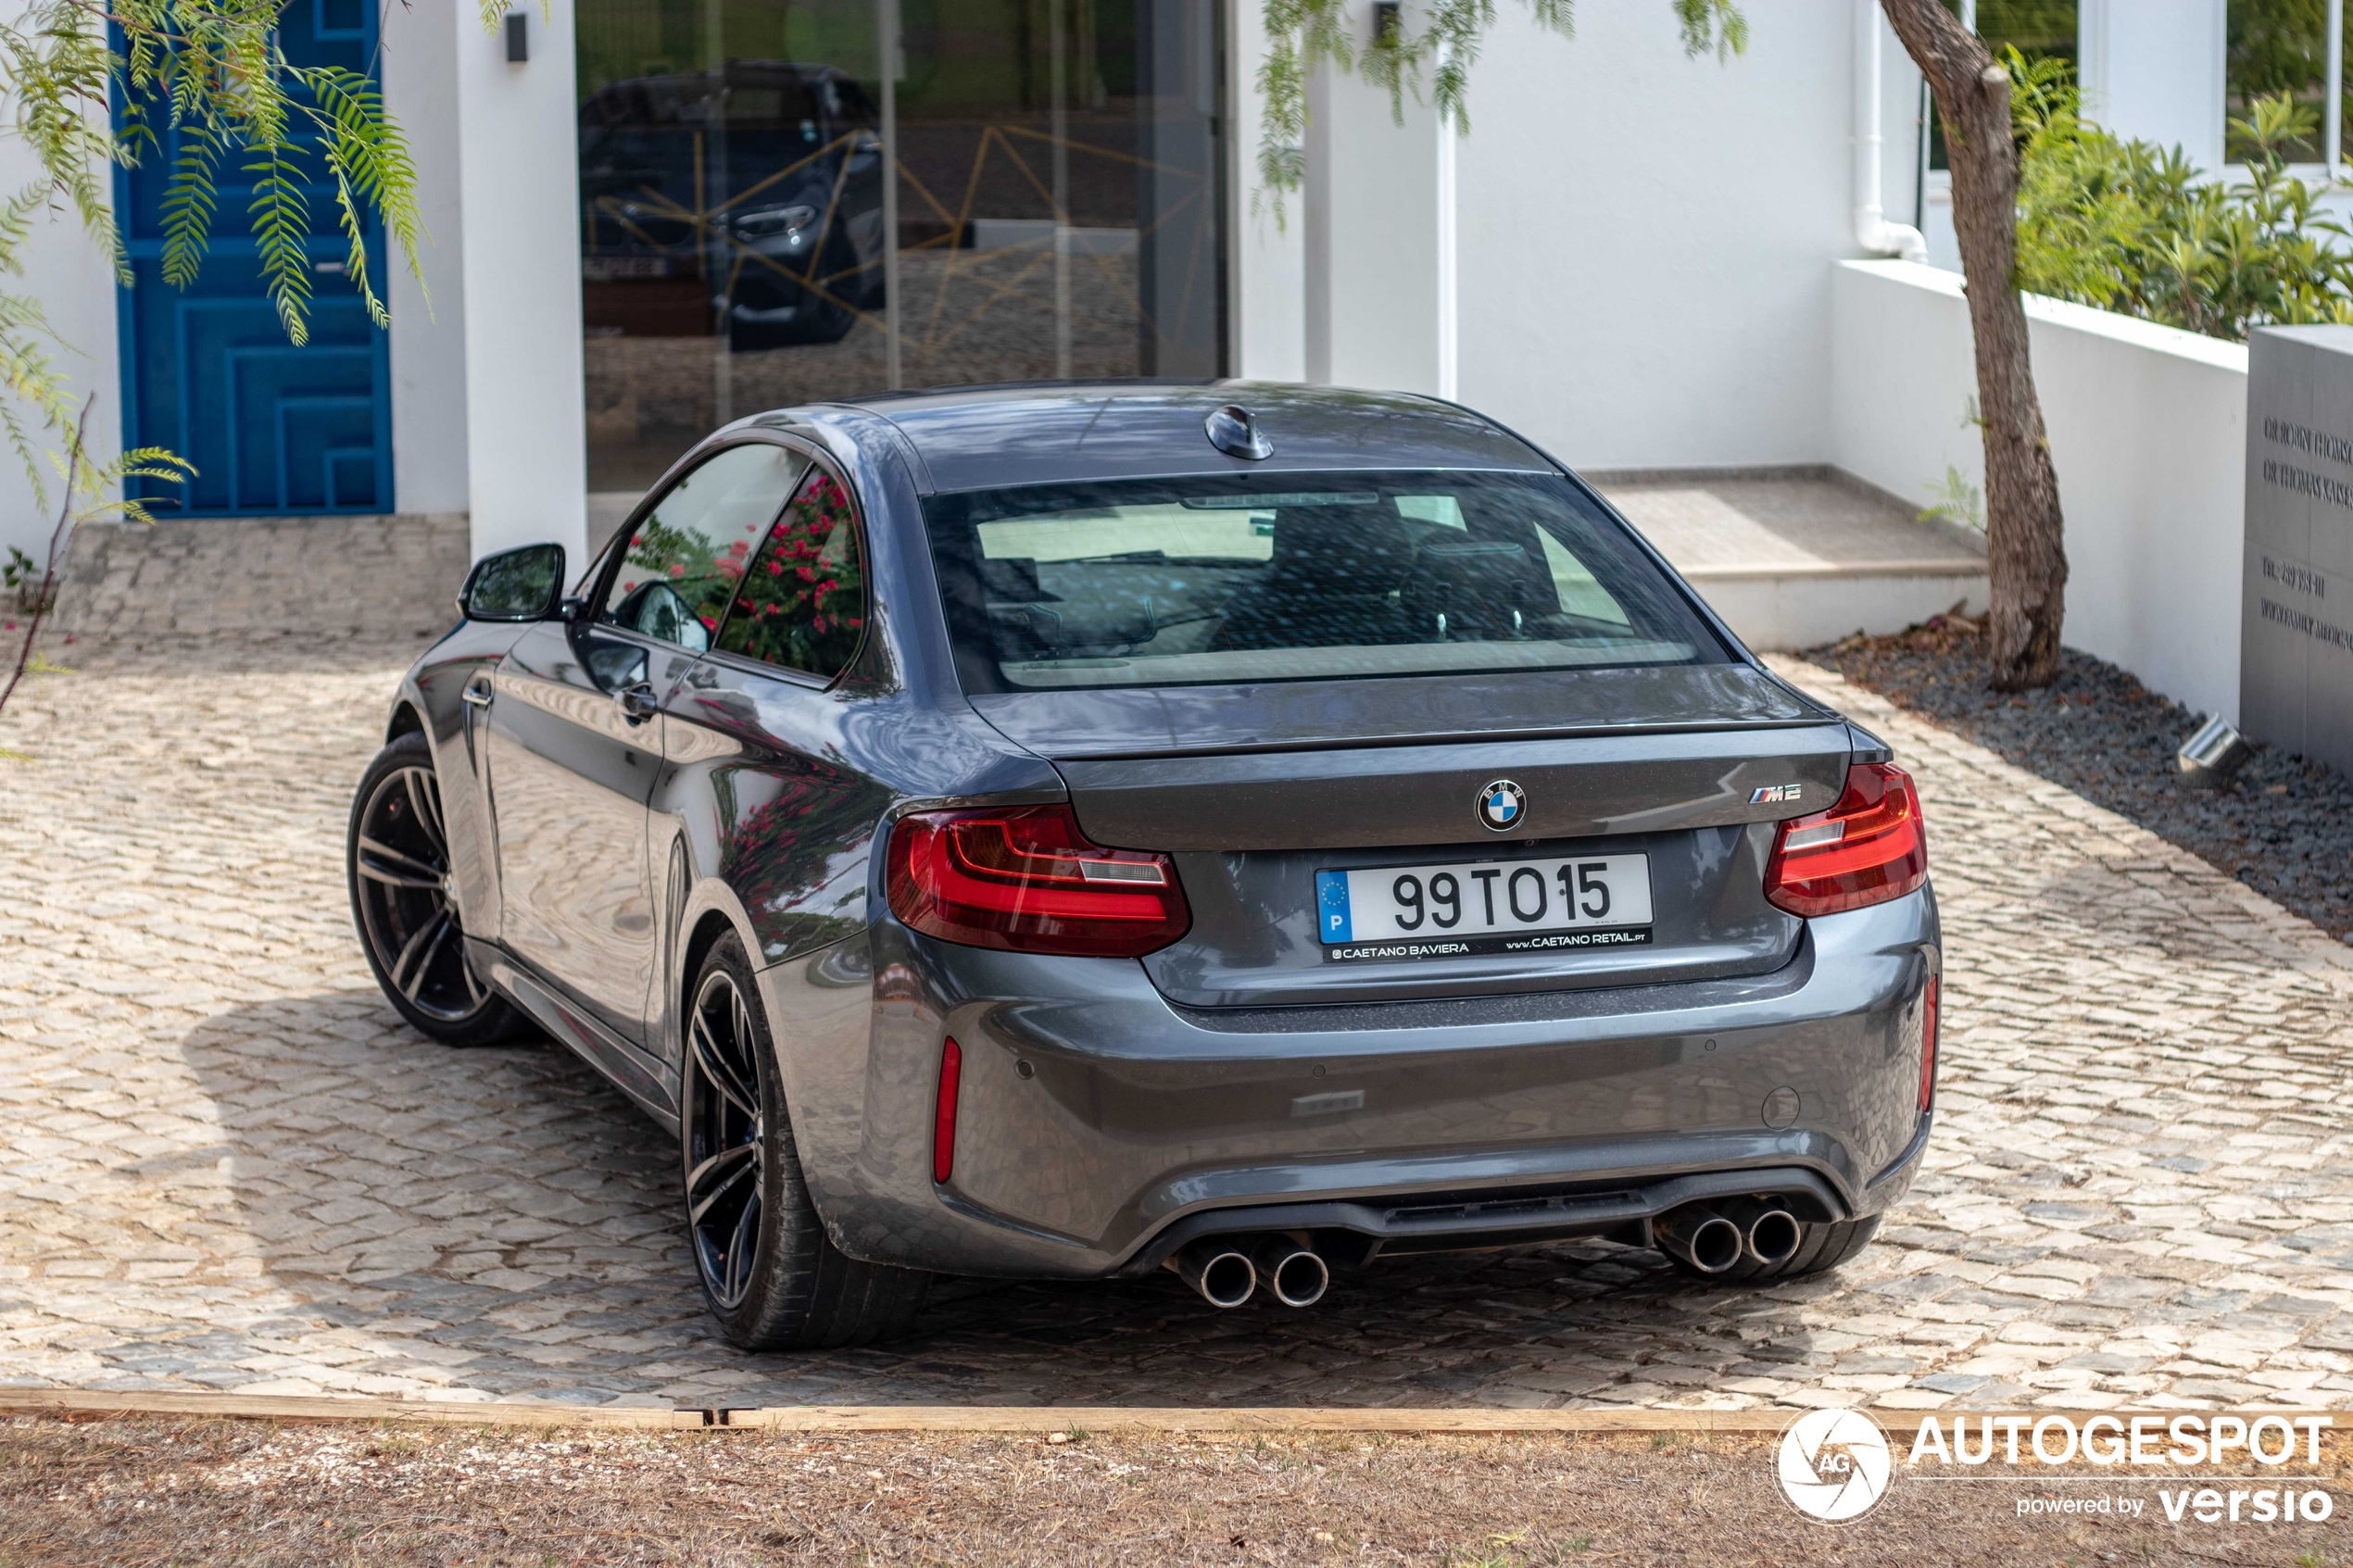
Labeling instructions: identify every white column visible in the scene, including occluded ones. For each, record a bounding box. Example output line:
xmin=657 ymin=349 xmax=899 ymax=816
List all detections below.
xmin=2078 ymin=0 xmax=2228 ymax=174
xmin=1434 ymin=69 xmax=1458 ymax=402
xmin=1224 ymin=0 xmax=1306 ymax=381
xmin=0 ymin=2 xmax=122 ymax=563
xmin=383 ymin=0 xmax=470 ymax=517
xmin=1301 ymin=56 xmax=1335 ymax=384
xmin=2328 ymin=0 xmax=2344 ymax=180
xmin=454 ymin=0 xmax=588 ymax=567
xmin=1306 ymin=0 xmax=1443 ymax=395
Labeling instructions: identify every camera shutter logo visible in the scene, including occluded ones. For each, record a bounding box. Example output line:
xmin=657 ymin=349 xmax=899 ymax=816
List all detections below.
xmin=1776 ymin=1408 xmax=1893 ymax=1524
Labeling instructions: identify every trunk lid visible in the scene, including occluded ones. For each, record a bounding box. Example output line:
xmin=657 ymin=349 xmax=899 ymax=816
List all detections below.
xmin=970 ymin=665 xmax=1856 ymax=1007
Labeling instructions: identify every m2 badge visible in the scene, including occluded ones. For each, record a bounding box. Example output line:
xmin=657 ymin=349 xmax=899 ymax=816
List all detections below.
xmin=1750 ymin=784 xmax=1805 ymax=805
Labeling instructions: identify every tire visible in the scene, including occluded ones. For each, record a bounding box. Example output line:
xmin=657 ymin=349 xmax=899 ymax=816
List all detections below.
xmin=681 ymin=932 xmax=930 ymax=1350
xmin=1665 ymin=1214 xmax=1881 ymax=1286
xmin=347 ymin=731 xmax=527 ymax=1046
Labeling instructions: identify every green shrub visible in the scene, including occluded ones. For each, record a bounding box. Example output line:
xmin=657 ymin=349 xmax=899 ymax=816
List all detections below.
xmin=2010 ymin=48 xmax=2353 ymax=341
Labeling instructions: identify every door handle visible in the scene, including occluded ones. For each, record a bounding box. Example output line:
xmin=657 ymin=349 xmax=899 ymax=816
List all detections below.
xmin=617 ymin=682 xmax=660 ymax=724
xmin=462 ymin=677 xmax=495 ymax=709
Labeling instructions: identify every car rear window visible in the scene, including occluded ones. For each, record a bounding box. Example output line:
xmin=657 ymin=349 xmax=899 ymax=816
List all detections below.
xmin=922 ymin=471 xmax=1730 ymax=692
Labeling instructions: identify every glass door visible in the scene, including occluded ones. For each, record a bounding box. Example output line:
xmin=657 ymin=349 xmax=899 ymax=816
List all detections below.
xmin=577 ymin=0 xmax=1228 ymax=499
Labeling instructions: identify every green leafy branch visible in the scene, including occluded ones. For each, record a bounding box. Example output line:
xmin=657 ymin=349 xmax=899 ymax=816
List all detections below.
xmin=2014 ymin=49 xmax=2353 ymax=341
xmin=1255 ymin=0 xmax=1745 ymax=224
xmin=0 ymin=0 xmax=516 ymax=733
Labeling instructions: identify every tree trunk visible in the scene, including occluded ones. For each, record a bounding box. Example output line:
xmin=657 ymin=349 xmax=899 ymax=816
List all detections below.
xmin=1879 ymin=0 xmax=2067 ymax=690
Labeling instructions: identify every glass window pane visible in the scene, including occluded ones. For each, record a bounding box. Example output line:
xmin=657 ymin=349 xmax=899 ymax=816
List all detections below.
xmin=715 ymin=467 xmax=870 ymax=677
xmin=2227 ymin=0 xmax=2343 ymax=162
xmin=1929 ymin=1 xmax=2078 ymax=170
xmin=603 ymin=442 xmax=806 ymax=646
xmin=924 ymin=473 xmax=1729 ymax=693
xmin=577 ymin=0 xmax=1229 ymax=498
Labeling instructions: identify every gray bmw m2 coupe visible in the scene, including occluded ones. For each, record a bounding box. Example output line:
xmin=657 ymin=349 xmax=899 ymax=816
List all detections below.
xmin=347 ymin=382 xmax=1939 ymax=1348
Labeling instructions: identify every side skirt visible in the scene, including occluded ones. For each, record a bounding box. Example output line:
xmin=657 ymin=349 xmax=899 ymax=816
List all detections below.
xmin=472 ymin=937 xmax=681 ymax=1135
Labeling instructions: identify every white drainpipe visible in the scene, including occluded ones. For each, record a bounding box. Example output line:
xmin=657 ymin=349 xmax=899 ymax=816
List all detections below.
xmin=1854 ymin=0 xmax=1930 ymax=265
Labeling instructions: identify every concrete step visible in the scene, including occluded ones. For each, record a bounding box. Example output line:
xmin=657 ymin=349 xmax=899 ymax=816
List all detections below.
xmin=1593 ymin=467 xmax=1988 ymax=651
xmin=56 ymin=514 xmax=471 ymax=644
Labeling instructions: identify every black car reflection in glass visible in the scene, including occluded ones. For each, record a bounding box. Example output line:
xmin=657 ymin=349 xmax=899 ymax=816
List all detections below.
xmin=349 ymin=383 xmax=1942 ymax=1350
xmin=579 ymin=62 xmax=887 ymax=349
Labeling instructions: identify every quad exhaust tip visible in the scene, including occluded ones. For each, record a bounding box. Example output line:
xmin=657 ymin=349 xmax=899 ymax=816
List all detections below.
xmin=1718 ymin=1197 xmax=1804 ymax=1268
xmin=1656 ymin=1199 xmax=1806 ymax=1273
xmin=1744 ymin=1206 xmax=1802 ymax=1267
xmin=1654 ymin=1206 xmax=1744 ymax=1273
xmin=1254 ymin=1238 xmax=1330 ymax=1308
xmin=1172 ymin=1241 xmax=1257 ymax=1309
xmin=1168 ymin=1236 xmax=1331 ymax=1309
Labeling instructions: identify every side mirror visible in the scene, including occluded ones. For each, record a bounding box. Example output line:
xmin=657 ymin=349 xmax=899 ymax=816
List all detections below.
xmin=459 ymin=543 xmax=568 ymax=621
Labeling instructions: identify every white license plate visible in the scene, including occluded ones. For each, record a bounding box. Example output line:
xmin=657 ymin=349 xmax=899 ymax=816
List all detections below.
xmin=1315 ymin=854 xmax=1654 ymax=962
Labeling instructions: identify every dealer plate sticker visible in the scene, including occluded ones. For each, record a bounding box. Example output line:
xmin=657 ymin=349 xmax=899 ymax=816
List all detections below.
xmin=1315 ymin=854 xmax=1654 ymax=962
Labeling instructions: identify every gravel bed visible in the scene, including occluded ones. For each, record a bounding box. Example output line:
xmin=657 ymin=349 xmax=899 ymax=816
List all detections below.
xmin=6 ymin=1417 xmax=2346 ymax=1566
xmin=1806 ymin=612 xmax=2353 ymax=942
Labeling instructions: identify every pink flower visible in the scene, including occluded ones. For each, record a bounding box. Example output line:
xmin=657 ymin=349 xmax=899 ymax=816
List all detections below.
xmin=667 ymin=564 xmax=686 ymax=578
xmin=728 ymin=540 xmax=749 ymax=558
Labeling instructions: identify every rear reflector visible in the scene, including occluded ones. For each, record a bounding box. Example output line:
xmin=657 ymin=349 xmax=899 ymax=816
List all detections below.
xmin=886 ymin=803 xmax=1189 ymax=958
xmin=933 ymin=1036 xmax=962 ymax=1185
xmin=1919 ymin=976 xmax=1940 ymax=1112
xmin=1763 ymin=762 xmax=1929 ymax=918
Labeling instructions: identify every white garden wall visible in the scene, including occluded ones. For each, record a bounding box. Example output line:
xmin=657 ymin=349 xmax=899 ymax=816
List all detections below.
xmin=1830 ymin=258 xmax=2248 ymax=722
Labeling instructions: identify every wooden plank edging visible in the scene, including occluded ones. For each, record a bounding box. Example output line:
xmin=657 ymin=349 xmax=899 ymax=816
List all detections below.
xmin=2 ymin=1388 xmax=2340 ymax=1436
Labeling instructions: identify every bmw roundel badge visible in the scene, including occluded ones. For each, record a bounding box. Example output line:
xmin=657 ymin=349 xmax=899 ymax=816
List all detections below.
xmin=1477 ymin=778 xmax=1526 ymax=833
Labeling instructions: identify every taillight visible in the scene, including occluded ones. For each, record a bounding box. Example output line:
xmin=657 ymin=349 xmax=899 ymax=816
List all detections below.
xmin=1763 ymin=762 xmax=1928 ymax=918
xmin=885 ymin=803 xmax=1190 ymax=958
xmin=1919 ymin=976 xmax=1939 ymax=1113
xmin=933 ymin=1036 xmax=962 ymax=1185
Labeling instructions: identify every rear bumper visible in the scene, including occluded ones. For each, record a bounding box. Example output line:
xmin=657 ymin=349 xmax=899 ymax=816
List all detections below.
xmin=1118 ymin=1148 xmax=1927 ymax=1274
xmin=759 ymin=885 xmax=1939 ymax=1279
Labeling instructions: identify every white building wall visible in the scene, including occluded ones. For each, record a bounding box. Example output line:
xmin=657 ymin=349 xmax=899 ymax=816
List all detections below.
xmin=453 ymin=0 xmax=589 ymax=569
xmin=1242 ymin=0 xmax=1925 ymax=470
xmin=384 ymin=0 xmax=472 ymax=518
xmin=0 ymin=69 xmax=123 ymax=569
xmin=1452 ymin=2 xmax=1847 ymax=469
xmin=1831 ymin=259 xmax=2248 ymax=721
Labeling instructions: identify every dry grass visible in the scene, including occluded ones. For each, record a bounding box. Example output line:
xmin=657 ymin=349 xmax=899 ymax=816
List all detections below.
xmin=1 ymin=1414 xmax=2344 ymax=1566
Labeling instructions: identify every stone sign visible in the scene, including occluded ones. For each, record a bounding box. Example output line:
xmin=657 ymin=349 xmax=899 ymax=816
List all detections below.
xmin=2244 ymin=325 xmax=2353 ymax=777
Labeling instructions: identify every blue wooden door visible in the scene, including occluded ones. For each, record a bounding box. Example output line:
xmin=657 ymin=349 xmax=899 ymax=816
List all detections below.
xmin=116 ymin=0 xmax=393 ymax=517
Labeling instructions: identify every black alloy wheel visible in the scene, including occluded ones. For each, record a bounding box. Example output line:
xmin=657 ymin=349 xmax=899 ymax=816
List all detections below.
xmin=681 ymin=933 xmax=929 ymax=1349
xmin=684 ymin=961 xmax=768 ymax=1311
xmin=347 ymin=731 xmax=523 ymax=1046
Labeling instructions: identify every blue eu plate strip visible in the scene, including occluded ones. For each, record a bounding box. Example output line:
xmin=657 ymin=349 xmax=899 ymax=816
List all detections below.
xmin=1315 ymin=871 xmax=1353 ymax=944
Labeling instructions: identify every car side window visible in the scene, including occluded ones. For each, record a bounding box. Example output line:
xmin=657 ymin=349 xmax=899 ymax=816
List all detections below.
xmin=712 ymin=465 xmax=868 ymax=680
xmin=601 ymin=443 xmax=807 ymax=649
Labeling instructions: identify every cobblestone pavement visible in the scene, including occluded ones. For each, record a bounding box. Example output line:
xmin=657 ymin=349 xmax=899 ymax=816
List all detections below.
xmin=3 ymin=638 xmax=2351 ymax=1412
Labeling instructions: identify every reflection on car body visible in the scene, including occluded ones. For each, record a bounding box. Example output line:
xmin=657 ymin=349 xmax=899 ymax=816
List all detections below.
xmin=350 ymin=382 xmax=1942 ymax=1349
